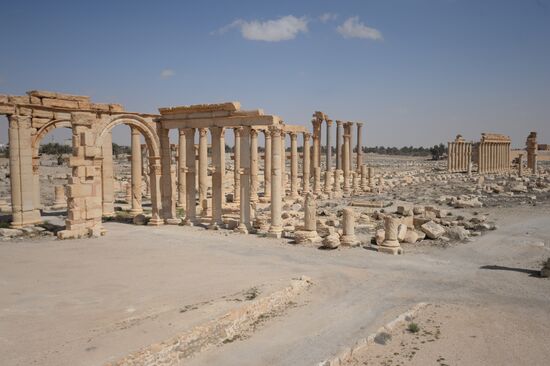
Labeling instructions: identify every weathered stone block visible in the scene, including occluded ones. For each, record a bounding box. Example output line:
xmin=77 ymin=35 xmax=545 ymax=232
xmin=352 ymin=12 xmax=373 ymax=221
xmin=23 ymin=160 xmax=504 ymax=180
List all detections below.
xmin=32 ymin=117 xmax=51 ymax=128
xmin=421 ymin=221 xmax=446 ymax=239
xmin=0 ymin=95 xmax=8 ymax=103
xmin=0 ymin=104 xmax=15 ymax=114
xmin=32 ymin=109 xmax=54 ymax=118
xmin=8 ymin=95 xmax=30 ymax=104
xmin=67 ymin=184 xmax=92 ymax=198
xmin=42 ymin=98 xmax=79 ymax=109
xmin=30 ymin=96 xmax=42 ymax=104
xmin=54 ymin=112 xmax=72 ymax=120
xmin=109 ymin=104 xmax=124 ymax=112
xmin=90 ymin=103 xmax=110 ymax=111
xmin=85 ymin=147 xmax=100 ymax=158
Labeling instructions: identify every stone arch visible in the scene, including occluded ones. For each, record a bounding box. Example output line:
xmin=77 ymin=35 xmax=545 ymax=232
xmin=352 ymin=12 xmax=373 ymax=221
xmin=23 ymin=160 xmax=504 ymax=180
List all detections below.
xmin=30 ymin=119 xmax=73 ymax=212
xmin=32 ymin=119 xmax=72 ymax=156
xmin=94 ymin=114 xmax=160 ymax=158
xmin=93 ymin=114 xmax=163 ymax=225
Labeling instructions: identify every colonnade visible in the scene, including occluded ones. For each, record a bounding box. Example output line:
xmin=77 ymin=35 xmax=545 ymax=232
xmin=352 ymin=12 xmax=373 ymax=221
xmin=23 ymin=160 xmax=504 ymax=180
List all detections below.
xmin=311 ymin=112 xmax=365 ymax=194
xmin=477 ymin=134 xmax=511 ymax=173
xmin=447 ymin=135 xmax=472 ymax=173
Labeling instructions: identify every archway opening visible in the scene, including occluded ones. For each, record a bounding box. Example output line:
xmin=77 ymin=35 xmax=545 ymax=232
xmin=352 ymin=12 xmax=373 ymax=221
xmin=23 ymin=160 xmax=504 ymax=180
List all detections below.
xmin=36 ymin=125 xmax=72 ymax=225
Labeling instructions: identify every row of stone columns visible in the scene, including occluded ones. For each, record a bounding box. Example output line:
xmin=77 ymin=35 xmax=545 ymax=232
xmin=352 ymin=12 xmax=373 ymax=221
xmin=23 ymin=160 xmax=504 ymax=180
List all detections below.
xmin=478 ymin=142 xmax=511 ymax=173
xmin=447 ymin=141 xmax=472 ymax=173
xmin=312 ymin=116 xmax=364 ymax=185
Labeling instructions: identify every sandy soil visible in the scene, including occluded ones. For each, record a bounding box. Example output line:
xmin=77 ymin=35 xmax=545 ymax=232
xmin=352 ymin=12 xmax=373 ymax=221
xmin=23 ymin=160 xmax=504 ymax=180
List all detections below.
xmin=345 ymin=302 xmax=550 ymax=366
xmin=1 ymin=203 xmax=549 ymax=366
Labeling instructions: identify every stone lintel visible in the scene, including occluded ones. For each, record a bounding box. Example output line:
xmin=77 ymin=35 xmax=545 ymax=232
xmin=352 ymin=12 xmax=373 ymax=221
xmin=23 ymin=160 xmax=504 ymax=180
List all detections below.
xmin=27 ymin=90 xmax=91 ymax=103
xmin=159 ymin=101 xmax=241 ymax=115
xmin=160 ymin=114 xmax=282 ymax=130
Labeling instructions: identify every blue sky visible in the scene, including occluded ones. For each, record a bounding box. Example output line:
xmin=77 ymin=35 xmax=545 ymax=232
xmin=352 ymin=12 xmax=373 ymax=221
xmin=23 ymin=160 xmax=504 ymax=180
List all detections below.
xmin=1 ymin=0 xmax=549 ymax=147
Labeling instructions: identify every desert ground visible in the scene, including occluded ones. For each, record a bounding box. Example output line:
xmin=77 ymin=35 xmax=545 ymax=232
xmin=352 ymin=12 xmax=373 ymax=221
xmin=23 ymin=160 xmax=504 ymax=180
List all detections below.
xmin=1 ymin=153 xmax=549 ymax=366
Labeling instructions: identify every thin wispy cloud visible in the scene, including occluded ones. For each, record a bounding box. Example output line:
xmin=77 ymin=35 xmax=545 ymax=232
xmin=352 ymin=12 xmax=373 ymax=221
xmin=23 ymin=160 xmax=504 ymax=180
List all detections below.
xmin=336 ymin=16 xmax=383 ymax=40
xmin=319 ymin=12 xmax=338 ymax=23
xmin=217 ymin=15 xmax=308 ymax=42
xmin=160 ymin=69 xmax=175 ymax=79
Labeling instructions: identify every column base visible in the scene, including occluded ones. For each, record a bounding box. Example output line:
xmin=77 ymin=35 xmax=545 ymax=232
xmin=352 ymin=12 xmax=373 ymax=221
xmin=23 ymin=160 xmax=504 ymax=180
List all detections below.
xmin=10 ymin=210 xmax=42 ymax=228
xmin=340 ymin=235 xmax=360 ymax=247
xmin=147 ymin=217 xmax=164 ymax=226
xmin=267 ymin=226 xmax=283 ymax=238
xmin=129 ymin=209 xmax=143 ymax=215
xmin=183 ymin=218 xmax=197 ymax=226
xmin=235 ymin=223 xmax=250 ymax=234
xmin=378 ymin=245 xmax=403 ymax=255
xmin=259 ymin=196 xmax=271 ymax=203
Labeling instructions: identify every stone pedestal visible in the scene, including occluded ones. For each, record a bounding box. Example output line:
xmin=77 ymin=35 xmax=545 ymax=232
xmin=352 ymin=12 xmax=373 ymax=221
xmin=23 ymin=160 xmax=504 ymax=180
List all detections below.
xmin=340 ymin=207 xmax=359 ymax=246
xmin=294 ymin=193 xmax=321 ymax=243
xmin=52 ymin=185 xmax=66 ymax=210
xmin=379 ymin=216 xmax=403 ymax=255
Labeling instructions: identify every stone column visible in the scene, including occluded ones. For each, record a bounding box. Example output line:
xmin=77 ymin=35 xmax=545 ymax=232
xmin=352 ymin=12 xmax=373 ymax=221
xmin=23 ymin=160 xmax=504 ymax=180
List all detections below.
xmin=379 ymin=216 xmax=402 ymax=255
xmin=183 ymin=128 xmax=197 ymax=225
xmin=32 ymin=157 xmax=40 ymax=211
xmin=237 ymin=127 xmax=252 ymax=233
xmin=101 ymin=131 xmax=114 ymax=216
xmin=348 ymin=122 xmax=354 ymax=172
xmin=336 ymin=120 xmax=343 ymax=170
xmin=324 ymin=170 xmax=332 ymax=195
xmin=526 ymin=132 xmax=537 ymax=174
xmin=290 ymin=132 xmax=299 ymax=198
xmin=334 ymin=169 xmax=342 ymax=196
xmin=233 ymin=127 xmax=242 ymax=202
xmin=250 ymin=128 xmax=259 ymax=203
xmin=467 ymin=144 xmax=472 ymax=175
xmin=209 ymin=127 xmax=225 ymax=229
xmin=356 ymin=122 xmax=363 ymax=171
xmin=360 ymin=165 xmax=368 ymax=191
xmin=148 ymin=157 xmax=163 ymax=226
xmin=177 ymin=129 xmax=186 ymax=209
xmin=281 ymin=132 xmax=287 ymax=195
xmin=263 ymin=130 xmax=272 ymax=201
xmin=130 ymin=127 xmax=143 ymax=215
xmin=312 ymin=120 xmax=322 ymax=194
xmin=447 ymin=142 xmax=453 ymax=172
xmin=325 ymin=119 xmax=333 ymax=172
xmin=268 ymin=126 xmax=283 ymax=238
xmin=340 ymin=207 xmax=358 ymax=246
xmin=342 ymin=123 xmax=351 ymax=194
xmin=367 ymin=167 xmax=374 ymax=189
xmin=518 ymin=153 xmax=524 ymax=177
xmin=302 ymin=132 xmax=311 ymax=194
xmin=159 ymin=126 xmax=175 ymax=220
xmin=198 ymin=127 xmax=208 ymax=216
